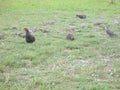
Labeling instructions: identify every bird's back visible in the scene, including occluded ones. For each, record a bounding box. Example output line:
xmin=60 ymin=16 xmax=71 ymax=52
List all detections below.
xmin=105 ymin=25 xmax=116 ymax=37
xmin=25 ymin=30 xmax=35 ymax=43
xmin=76 ymin=14 xmax=86 ymax=19
xmin=66 ymin=33 xmax=74 ymax=41
xmin=26 ymin=35 xmax=35 ymax=43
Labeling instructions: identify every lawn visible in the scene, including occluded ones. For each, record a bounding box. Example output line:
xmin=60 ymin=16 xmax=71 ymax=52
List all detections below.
xmin=0 ymin=0 xmax=120 ymax=90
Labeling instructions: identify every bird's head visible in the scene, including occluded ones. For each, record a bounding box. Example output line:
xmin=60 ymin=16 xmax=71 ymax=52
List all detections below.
xmin=76 ymin=15 xmax=79 ymax=17
xmin=23 ymin=28 xmax=29 ymax=31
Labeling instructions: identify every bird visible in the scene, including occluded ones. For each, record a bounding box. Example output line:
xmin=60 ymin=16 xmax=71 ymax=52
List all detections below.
xmin=94 ymin=22 xmax=103 ymax=26
xmin=110 ymin=0 xmax=115 ymax=4
xmin=31 ymin=27 xmax=38 ymax=32
xmin=12 ymin=26 xmax=18 ymax=30
xmin=114 ymin=20 xmax=119 ymax=26
xmin=39 ymin=28 xmax=49 ymax=33
xmin=69 ymin=24 xmax=76 ymax=31
xmin=80 ymin=23 xmax=86 ymax=28
xmin=104 ymin=25 xmax=117 ymax=37
xmin=66 ymin=33 xmax=74 ymax=41
xmin=76 ymin=14 xmax=86 ymax=19
xmin=15 ymin=32 xmax=25 ymax=38
xmin=47 ymin=20 xmax=56 ymax=25
xmin=23 ymin=28 xmax=35 ymax=43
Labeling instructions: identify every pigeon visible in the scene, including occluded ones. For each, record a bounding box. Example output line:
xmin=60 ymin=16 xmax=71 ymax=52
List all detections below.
xmin=94 ymin=22 xmax=103 ymax=26
xmin=66 ymin=33 xmax=74 ymax=41
xmin=111 ymin=0 xmax=115 ymax=4
xmin=76 ymin=14 xmax=86 ymax=19
xmin=12 ymin=26 xmax=18 ymax=30
xmin=104 ymin=25 xmax=117 ymax=37
xmin=114 ymin=20 xmax=119 ymax=26
xmin=47 ymin=20 xmax=56 ymax=25
xmin=31 ymin=27 xmax=38 ymax=32
xmin=40 ymin=28 xmax=49 ymax=33
xmin=80 ymin=23 xmax=86 ymax=28
xmin=69 ymin=25 xmax=76 ymax=31
xmin=15 ymin=32 xmax=25 ymax=38
xmin=23 ymin=28 xmax=35 ymax=43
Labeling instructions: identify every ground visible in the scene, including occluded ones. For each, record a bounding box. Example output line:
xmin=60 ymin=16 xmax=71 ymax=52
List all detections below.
xmin=0 ymin=0 xmax=120 ymax=90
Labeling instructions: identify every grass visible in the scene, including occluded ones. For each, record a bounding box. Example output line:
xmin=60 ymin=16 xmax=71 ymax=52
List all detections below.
xmin=0 ymin=0 xmax=120 ymax=90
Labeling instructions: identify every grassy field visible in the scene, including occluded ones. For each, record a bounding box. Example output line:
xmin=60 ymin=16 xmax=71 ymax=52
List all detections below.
xmin=0 ymin=0 xmax=120 ymax=90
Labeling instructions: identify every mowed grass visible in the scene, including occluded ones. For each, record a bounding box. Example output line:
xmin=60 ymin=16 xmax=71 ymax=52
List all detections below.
xmin=0 ymin=0 xmax=120 ymax=90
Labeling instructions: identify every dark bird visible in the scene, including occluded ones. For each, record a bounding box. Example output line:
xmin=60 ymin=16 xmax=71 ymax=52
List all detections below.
xmin=23 ymin=28 xmax=35 ymax=43
xmin=76 ymin=14 xmax=86 ymax=19
xmin=66 ymin=33 xmax=74 ymax=41
xmin=104 ymin=25 xmax=117 ymax=37
xmin=94 ymin=22 xmax=103 ymax=26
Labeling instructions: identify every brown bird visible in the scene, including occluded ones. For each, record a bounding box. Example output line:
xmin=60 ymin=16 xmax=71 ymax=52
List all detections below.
xmin=104 ymin=25 xmax=116 ymax=37
xmin=66 ymin=33 xmax=74 ymax=41
xmin=76 ymin=14 xmax=86 ymax=19
xmin=23 ymin=28 xmax=35 ymax=43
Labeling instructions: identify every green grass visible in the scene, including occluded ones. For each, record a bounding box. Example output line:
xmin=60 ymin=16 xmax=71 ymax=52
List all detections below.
xmin=0 ymin=0 xmax=120 ymax=90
